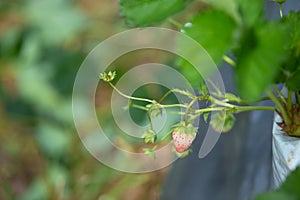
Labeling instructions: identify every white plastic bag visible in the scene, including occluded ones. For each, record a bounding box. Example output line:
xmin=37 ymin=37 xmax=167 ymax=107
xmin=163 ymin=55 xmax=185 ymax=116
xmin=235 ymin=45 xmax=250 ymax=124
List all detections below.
xmin=272 ymin=112 xmax=300 ymax=188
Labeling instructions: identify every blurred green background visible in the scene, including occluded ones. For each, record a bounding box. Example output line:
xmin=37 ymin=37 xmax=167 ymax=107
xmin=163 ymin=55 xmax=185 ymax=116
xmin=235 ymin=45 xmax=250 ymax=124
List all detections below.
xmin=0 ymin=0 xmax=170 ymax=199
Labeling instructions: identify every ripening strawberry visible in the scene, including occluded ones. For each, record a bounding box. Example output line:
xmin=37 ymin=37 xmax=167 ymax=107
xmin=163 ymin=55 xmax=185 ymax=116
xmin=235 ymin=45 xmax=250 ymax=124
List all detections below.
xmin=172 ymin=122 xmax=197 ymax=153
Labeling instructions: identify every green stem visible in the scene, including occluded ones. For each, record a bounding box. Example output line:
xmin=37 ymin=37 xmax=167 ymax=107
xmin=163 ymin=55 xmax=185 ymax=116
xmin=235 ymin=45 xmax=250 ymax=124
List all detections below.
xmin=168 ymin=111 xmax=188 ymax=115
xmin=131 ymin=103 xmax=187 ymax=115
xmin=160 ymin=104 xmax=188 ymax=109
xmin=209 ymin=96 xmax=235 ymax=108
xmin=266 ymin=89 xmax=291 ymax=124
xmin=159 ymin=89 xmax=194 ymax=103
xmin=191 ymin=105 xmax=274 ymax=122
xmin=160 ymin=130 xmax=173 ymax=141
xmin=184 ymin=98 xmax=197 ymax=125
xmin=223 ymin=55 xmax=236 ymax=67
xmin=207 ymin=79 xmax=222 ymax=95
xmin=159 ymin=90 xmax=173 ymax=103
xmin=147 ymin=112 xmax=153 ymax=130
xmin=272 ymin=85 xmax=287 ymax=104
xmin=172 ymin=89 xmax=195 ymax=99
xmin=296 ymin=91 xmax=300 ymax=105
xmin=193 ymin=105 xmax=274 ymax=116
xmin=131 ymin=104 xmax=149 ymax=111
xmin=109 ymin=82 xmax=154 ymax=103
xmin=235 ymin=105 xmax=275 ymax=113
xmin=279 ymin=3 xmax=283 ymax=18
xmin=287 ymin=90 xmax=292 ymax=111
xmin=168 ymin=18 xmax=182 ymax=29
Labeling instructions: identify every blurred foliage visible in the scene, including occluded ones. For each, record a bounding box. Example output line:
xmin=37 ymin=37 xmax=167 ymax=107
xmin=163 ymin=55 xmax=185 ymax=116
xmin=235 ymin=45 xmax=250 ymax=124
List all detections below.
xmin=255 ymin=167 xmax=300 ymax=200
xmin=121 ymin=0 xmax=300 ymax=102
xmin=0 ymin=0 xmax=168 ymax=199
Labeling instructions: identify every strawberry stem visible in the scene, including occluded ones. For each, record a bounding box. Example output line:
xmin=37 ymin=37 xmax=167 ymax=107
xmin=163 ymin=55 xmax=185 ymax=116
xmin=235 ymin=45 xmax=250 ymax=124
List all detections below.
xmin=168 ymin=18 xmax=182 ymax=29
xmin=272 ymin=85 xmax=287 ymax=105
xmin=223 ymin=55 xmax=236 ymax=67
xmin=296 ymin=91 xmax=300 ymax=105
xmin=287 ymin=90 xmax=293 ymax=114
xmin=158 ymin=89 xmax=194 ymax=103
xmin=147 ymin=111 xmax=154 ymax=131
xmin=266 ymin=89 xmax=291 ymax=125
xmin=279 ymin=3 xmax=283 ymax=18
xmin=108 ymin=82 xmax=154 ymax=103
xmin=184 ymin=98 xmax=197 ymax=125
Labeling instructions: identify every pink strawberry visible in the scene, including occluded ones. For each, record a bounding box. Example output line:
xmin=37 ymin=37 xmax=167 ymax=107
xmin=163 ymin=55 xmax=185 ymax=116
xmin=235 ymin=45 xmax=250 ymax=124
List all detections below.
xmin=172 ymin=123 xmax=197 ymax=153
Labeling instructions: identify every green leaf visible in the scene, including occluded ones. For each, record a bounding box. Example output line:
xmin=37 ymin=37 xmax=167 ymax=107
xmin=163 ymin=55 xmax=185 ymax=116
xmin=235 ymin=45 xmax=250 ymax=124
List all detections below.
xmin=225 ymin=93 xmax=242 ymax=103
xmin=284 ymin=11 xmax=300 ymax=50
xmin=280 ymin=11 xmax=300 ymax=74
xmin=202 ymin=111 xmax=210 ymax=123
xmin=142 ymin=130 xmax=157 ymax=143
xmin=143 ymin=148 xmax=156 ymax=159
xmin=146 ymin=102 xmax=163 ymax=117
xmin=182 ymin=9 xmax=237 ymax=65
xmin=236 ymin=22 xmax=288 ymax=102
xmin=280 ymin=167 xmax=300 ymax=198
xmin=210 ymin=111 xmax=235 ymax=133
xmin=119 ymin=0 xmax=193 ymax=26
xmin=236 ymin=0 xmax=264 ymax=26
xmin=255 ymin=167 xmax=300 ymax=200
xmin=255 ymin=191 xmax=296 ymax=200
xmin=175 ymin=58 xmax=203 ymax=88
xmin=200 ymin=0 xmax=240 ymax=23
xmin=286 ymin=68 xmax=300 ymax=91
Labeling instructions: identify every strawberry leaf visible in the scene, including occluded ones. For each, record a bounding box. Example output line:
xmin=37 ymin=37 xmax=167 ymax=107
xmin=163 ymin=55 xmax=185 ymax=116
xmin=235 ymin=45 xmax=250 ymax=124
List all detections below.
xmin=181 ymin=9 xmax=237 ymax=65
xmin=202 ymin=112 xmax=210 ymax=123
xmin=255 ymin=167 xmax=300 ymax=200
xmin=236 ymin=22 xmax=288 ymax=102
xmin=236 ymin=0 xmax=264 ymax=26
xmin=119 ymin=0 xmax=193 ymax=26
xmin=286 ymin=68 xmax=300 ymax=91
xmin=210 ymin=111 xmax=235 ymax=133
xmin=143 ymin=148 xmax=156 ymax=159
xmin=201 ymin=0 xmax=240 ymax=23
xmin=280 ymin=167 xmax=300 ymax=198
xmin=255 ymin=191 xmax=296 ymax=200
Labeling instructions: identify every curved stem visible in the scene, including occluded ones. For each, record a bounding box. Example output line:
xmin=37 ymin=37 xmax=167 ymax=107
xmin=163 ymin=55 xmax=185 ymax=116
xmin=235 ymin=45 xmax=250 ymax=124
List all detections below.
xmin=279 ymin=3 xmax=283 ymax=18
xmin=159 ymin=90 xmax=173 ymax=103
xmin=109 ymin=82 xmax=154 ymax=103
xmin=296 ymin=91 xmax=300 ymax=105
xmin=160 ymin=130 xmax=173 ymax=141
xmin=209 ymin=96 xmax=235 ymax=108
xmin=159 ymin=89 xmax=194 ymax=103
xmin=160 ymin=104 xmax=188 ymax=109
xmin=223 ymin=55 xmax=236 ymax=67
xmin=272 ymin=85 xmax=287 ymax=105
xmin=168 ymin=18 xmax=182 ymax=29
xmin=130 ymin=103 xmax=187 ymax=115
xmin=287 ymin=90 xmax=292 ymax=111
xmin=266 ymin=89 xmax=291 ymax=124
xmin=235 ymin=105 xmax=275 ymax=113
xmin=131 ymin=104 xmax=148 ymax=111
xmin=147 ymin=112 xmax=153 ymax=130
xmin=207 ymin=79 xmax=222 ymax=95
xmin=184 ymin=98 xmax=197 ymax=125
xmin=193 ymin=105 xmax=274 ymax=116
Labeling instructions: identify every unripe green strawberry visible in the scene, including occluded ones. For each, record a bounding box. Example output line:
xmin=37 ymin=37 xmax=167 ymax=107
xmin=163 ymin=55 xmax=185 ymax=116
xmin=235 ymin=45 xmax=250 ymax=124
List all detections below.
xmin=172 ymin=122 xmax=197 ymax=153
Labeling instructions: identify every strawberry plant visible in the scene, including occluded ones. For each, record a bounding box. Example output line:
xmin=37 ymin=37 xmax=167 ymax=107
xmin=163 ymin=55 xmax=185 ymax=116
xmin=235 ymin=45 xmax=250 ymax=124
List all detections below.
xmin=101 ymin=0 xmax=300 ymax=157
